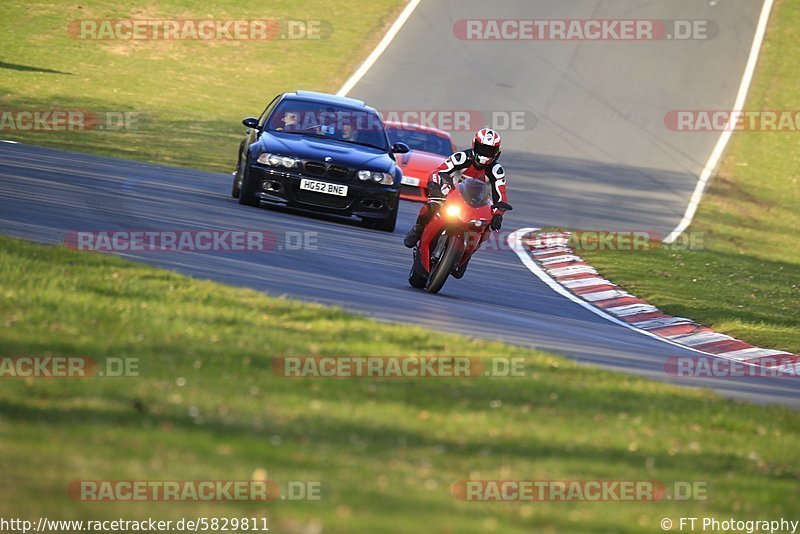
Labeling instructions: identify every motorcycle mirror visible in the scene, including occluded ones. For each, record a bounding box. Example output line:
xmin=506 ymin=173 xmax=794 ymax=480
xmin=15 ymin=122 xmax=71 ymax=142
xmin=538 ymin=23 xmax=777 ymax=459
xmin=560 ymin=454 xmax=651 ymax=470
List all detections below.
xmin=492 ymin=202 xmax=513 ymax=211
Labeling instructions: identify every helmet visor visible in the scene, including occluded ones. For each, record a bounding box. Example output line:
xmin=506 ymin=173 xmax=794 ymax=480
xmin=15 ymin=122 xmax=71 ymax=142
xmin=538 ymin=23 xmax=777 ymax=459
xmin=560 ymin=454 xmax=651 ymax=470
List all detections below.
xmin=474 ymin=142 xmax=499 ymax=160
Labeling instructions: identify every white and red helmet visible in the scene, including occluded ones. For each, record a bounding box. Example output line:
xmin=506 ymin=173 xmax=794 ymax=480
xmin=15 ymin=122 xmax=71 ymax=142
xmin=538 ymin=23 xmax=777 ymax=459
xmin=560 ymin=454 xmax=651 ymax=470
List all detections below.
xmin=473 ymin=128 xmax=501 ymax=166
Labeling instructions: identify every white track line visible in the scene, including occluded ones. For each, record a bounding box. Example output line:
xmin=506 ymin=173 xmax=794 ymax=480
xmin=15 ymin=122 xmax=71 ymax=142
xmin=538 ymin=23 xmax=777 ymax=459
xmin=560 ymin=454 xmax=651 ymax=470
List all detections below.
xmin=337 ymin=0 xmax=422 ymax=97
xmin=508 ymin=228 xmax=709 ymax=354
xmin=664 ymin=0 xmax=775 ymax=243
xmin=509 ymin=227 xmax=798 ymax=375
xmin=506 ymin=228 xmax=783 ymax=363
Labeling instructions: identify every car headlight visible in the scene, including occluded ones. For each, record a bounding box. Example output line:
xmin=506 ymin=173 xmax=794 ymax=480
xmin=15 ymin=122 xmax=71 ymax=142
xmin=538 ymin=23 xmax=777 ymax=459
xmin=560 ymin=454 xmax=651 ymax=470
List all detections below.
xmin=257 ymin=153 xmax=298 ymax=168
xmin=357 ymin=170 xmax=394 ymax=185
xmin=445 ymin=205 xmax=462 ymax=218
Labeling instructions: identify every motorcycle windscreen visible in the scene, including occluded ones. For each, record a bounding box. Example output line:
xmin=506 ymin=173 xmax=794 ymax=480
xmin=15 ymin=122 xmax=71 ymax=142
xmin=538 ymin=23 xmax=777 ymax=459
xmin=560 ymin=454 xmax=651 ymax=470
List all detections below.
xmin=458 ymin=178 xmax=492 ymax=208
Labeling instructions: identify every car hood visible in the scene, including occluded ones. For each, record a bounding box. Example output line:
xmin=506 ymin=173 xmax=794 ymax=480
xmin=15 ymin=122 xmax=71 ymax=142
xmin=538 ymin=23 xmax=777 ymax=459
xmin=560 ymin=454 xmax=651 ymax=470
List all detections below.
xmin=258 ymin=132 xmax=395 ymax=172
xmin=397 ymin=150 xmax=446 ymax=178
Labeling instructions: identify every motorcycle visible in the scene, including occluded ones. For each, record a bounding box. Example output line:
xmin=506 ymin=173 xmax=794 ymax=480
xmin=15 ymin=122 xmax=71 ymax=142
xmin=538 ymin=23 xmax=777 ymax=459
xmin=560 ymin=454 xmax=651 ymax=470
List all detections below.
xmin=408 ymin=177 xmax=512 ymax=294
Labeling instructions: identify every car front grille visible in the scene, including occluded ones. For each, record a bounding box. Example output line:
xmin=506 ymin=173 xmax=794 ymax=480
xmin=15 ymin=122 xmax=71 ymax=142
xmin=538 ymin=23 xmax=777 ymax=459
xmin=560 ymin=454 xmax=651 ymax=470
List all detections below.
xmin=295 ymin=190 xmax=352 ymax=209
xmin=328 ymin=165 xmax=350 ymax=181
xmin=303 ymin=161 xmax=353 ymax=182
xmin=304 ymin=162 xmax=326 ymax=176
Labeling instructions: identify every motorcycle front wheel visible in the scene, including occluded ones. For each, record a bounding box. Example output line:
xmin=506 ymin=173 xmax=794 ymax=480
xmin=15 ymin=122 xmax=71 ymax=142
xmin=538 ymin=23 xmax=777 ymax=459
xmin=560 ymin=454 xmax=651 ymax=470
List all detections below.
xmin=425 ymin=235 xmax=463 ymax=294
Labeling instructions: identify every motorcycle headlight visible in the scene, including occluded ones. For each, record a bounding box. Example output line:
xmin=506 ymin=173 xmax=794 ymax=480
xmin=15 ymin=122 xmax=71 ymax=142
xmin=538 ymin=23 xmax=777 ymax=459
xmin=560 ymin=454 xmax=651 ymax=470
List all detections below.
xmin=357 ymin=170 xmax=394 ymax=185
xmin=445 ymin=205 xmax=462 ymax=219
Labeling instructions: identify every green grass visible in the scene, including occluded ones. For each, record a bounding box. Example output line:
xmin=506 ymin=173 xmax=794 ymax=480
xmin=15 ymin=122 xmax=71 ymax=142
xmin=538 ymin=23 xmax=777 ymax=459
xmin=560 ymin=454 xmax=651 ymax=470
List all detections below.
xmin=580 ymin=0 xmax=800 ymax=355
xmin=1 ymin=236 xmax=799 ymax=532
xmin=0 ymin=0 xmax=405 ymax=171
xmin=1 ymin=1 xmax=799 ymax=531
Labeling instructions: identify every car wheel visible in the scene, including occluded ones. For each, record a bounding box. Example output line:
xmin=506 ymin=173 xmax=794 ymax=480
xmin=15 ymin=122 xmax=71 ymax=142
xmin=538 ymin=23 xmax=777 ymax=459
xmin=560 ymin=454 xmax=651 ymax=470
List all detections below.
xmin=372 ymin=197 xmax=399 ymax=232
xmin=374 ymin=211 xmax=397 ymax=232
xmin=238 ymin=172 xmax=260 ymax=207
xmin=231 ymin=171 xmax=241 ymax=199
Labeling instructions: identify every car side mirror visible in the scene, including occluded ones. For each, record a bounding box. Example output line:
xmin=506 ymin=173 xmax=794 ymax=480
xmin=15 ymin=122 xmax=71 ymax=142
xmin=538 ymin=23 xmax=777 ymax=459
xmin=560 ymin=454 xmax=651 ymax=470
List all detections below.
xmin=242 ymin=117 xmax=260 ymax=129
xmin=391 ymin=142 xmax=410 ymax=154
xmin=492 ymin=201 xmax=513 ymax=211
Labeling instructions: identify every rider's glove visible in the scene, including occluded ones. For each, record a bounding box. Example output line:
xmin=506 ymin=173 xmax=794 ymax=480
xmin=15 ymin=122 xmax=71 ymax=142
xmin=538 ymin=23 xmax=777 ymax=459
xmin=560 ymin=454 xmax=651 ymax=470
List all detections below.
xmin=427 ymin=180 xmax=444 ymax=199
xmin=436 ymin=172 xmax=454 ymax=196
xmin=490 ymin=213 xmax=503 ymax=231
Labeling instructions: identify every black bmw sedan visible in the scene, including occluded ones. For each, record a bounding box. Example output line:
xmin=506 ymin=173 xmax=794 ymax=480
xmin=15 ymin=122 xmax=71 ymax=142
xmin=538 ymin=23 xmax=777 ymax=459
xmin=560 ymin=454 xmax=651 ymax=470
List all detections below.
xmin=232 ymin=90 xmax=409 ymax=232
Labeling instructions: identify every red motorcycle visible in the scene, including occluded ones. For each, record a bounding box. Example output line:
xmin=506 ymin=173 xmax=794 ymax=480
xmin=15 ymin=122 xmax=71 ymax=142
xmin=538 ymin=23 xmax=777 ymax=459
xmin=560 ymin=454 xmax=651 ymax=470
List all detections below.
xmin=408 ymin=177 xmax=512 ymax=294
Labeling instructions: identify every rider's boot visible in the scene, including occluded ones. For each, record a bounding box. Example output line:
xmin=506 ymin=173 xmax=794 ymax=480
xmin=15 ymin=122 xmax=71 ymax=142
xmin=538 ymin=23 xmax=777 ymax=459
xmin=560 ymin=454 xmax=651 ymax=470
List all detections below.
xmin=451 ymin=256 xmax=471 ymax=279
xmin=404 ymin=224 xmax=424 ymax=248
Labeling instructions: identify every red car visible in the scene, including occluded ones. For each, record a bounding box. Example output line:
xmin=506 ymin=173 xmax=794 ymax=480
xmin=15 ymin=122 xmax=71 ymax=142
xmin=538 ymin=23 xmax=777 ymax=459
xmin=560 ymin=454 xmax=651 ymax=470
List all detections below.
xmin=384 ymin=121 xmax=457 ymax=202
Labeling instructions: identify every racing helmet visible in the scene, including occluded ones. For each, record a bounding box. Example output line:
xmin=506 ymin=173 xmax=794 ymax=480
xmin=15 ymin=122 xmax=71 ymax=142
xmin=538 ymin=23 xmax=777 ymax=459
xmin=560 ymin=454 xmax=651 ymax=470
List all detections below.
xmin=472 ymin=128 xmax=501 ymax=167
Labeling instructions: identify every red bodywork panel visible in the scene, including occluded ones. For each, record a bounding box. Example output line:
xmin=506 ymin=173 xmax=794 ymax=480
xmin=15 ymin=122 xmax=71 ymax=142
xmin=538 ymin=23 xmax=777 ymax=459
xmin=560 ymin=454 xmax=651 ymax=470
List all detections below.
xmin=418 ymin=186 xmax=494 ymax=272
xmin=398 ymin=151 xmax=446 ymax=201
xmin=385 ymin=121 xmax=456 ymax=202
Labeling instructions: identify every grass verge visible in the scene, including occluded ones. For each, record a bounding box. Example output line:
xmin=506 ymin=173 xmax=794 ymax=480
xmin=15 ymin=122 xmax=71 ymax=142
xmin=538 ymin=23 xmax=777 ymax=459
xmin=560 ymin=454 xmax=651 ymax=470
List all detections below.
xmin=0 ymin=0 xmax=405 ymax=171
xmin=0 ymin=235 xmax=798 ymax=533
xmin=580 ymin=0 xmax=800 ymax=355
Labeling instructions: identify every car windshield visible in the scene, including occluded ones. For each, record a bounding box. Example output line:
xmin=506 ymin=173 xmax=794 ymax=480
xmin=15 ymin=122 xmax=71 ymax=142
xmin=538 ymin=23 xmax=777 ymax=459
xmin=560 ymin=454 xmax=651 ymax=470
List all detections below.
xmin=458 ymin=177 xmax=492 ymax=208
xmin=385 ymin=126 xmax=453 ymax=157
xmin=266 ymin=99 xmax=389 ymax=151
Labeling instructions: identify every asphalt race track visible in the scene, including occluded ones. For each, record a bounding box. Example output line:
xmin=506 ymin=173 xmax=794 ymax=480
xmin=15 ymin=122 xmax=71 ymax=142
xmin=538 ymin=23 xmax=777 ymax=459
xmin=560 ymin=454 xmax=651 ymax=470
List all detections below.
xmin=1 ymin=1 xmax=796 ymax=407
xmin=350 ymin=0 xmax=765 ymax=236
xmin=1 ymin=141 xmax=796 ymax=408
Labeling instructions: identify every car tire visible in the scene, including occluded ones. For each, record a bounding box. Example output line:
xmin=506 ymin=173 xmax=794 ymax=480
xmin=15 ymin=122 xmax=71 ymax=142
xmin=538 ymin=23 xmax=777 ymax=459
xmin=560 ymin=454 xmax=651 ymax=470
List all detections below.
xmin=231 ymin=172 xmax=241 ymax=199
xmin=374 ymin=211 xmax=397 ymax=232
xmin=372 ymin=197 xmax=399 ymax=232
xmin=238 ymin=172 xmax=260 ymax=207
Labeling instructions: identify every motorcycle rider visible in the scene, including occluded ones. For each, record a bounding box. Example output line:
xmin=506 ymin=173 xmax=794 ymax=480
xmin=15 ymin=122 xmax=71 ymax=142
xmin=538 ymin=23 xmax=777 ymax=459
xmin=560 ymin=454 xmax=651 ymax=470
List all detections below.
xmin=403 ymin=128 xmax=508 ymax=271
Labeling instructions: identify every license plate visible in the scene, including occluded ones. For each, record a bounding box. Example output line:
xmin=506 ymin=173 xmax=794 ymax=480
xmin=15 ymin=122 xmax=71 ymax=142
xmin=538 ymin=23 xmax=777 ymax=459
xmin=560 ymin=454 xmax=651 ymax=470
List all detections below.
xmin=299 ymin=179 xmax=348 ymax=196
xmin=401 ymin=176 xmax=420 ymax=186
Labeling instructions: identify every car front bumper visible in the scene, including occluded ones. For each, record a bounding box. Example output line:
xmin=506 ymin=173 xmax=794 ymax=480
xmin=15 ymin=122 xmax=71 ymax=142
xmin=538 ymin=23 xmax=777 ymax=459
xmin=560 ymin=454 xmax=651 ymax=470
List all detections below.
xmin=399 ymin=175 xmax=428 ymax=202
xmin=248 ymin=165 xmax=399 ymax=219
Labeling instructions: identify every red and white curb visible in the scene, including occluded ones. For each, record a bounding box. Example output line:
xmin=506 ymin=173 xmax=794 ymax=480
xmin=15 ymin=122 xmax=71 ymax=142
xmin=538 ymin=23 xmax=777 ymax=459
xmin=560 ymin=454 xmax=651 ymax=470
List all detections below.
xmin=508 ymin=228 xmax=799 ymax=376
